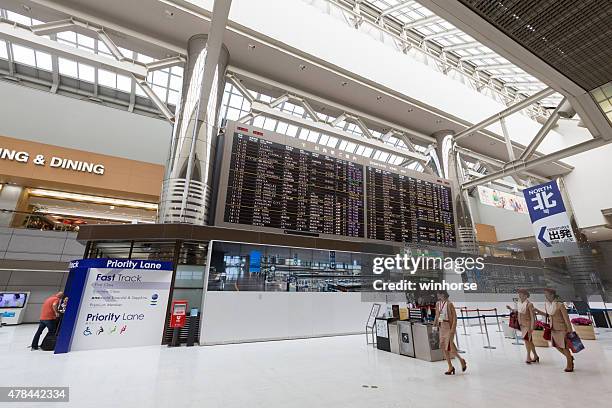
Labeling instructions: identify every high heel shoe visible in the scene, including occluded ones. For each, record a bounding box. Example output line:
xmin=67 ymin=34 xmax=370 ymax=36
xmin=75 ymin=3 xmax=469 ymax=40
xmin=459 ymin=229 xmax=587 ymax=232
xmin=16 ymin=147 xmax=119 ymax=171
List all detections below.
xmin=564 ymin=357 xmax=574 ymax=372
xmin=461 ymin=360 xmax=467 ymax=372
xmin=526 ymin=356 xmax=540 ymax=364
xmin=445 ymin=367 xmax=456 ymax=375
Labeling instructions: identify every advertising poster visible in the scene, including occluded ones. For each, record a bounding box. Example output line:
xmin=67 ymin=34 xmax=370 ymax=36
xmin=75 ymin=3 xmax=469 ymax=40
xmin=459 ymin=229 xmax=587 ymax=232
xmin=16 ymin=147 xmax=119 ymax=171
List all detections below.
xmin=477 ymin=185 xmax=528 ymax=214
xmin=523 ymin=181 xmax=579 ymax=258
xmin=56 ymin=259 xmax=173 ymax=353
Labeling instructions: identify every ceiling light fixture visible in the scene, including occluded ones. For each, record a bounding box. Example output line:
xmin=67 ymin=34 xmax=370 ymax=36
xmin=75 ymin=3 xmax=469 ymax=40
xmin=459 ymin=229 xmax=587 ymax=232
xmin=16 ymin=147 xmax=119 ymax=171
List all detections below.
xmin=376 ymin=96 xmax=382 ymax=101
xmin=299 ymin=64 xmax=306 ymax=71
xmin=248 ymin=44 xmax=256 ymax=50
xmin=341 ymin=81 xmax=348 ymax=86
xmin=28 ymin=188 xmax=158 ymax=211
xmin=164 ymin=10 xmax=175 ymax=18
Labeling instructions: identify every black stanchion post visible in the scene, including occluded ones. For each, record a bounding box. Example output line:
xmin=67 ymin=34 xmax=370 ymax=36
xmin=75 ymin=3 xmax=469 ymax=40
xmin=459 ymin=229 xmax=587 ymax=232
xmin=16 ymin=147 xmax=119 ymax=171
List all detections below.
xmin=494 ymin=308 xmax=503 ymax=332
xmin=461 ymin=308 xmax=469 ymax=336
xmin=476 ymin=308 xmax=485 ymax=334
xmin=455 ymin=328 xmax=465 ymax=354
xmin=482 ymin=315 xmax=496 ymax=349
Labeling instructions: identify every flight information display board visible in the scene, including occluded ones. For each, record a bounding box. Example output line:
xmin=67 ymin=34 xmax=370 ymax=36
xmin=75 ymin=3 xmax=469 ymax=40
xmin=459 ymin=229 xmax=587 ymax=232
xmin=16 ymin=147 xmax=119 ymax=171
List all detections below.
xmin=223 ymin=133 xmax=365 ymax=237
xmin=215 ymin=122 xmax=457 ymax=248
xmin=366 ymin=167 xmax=455 ymax=247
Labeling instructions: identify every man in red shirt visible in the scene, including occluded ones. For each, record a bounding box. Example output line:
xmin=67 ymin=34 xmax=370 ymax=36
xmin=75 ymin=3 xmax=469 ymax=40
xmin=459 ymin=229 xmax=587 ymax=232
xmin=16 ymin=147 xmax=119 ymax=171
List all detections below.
xmin=30 ymin=292 xmax=63 ymax=350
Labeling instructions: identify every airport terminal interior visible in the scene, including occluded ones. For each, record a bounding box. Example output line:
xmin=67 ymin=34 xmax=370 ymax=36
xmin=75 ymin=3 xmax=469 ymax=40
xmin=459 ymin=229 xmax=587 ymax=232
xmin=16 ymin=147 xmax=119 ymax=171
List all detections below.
xmin=0 ymin=0 xmax=611 ymax=407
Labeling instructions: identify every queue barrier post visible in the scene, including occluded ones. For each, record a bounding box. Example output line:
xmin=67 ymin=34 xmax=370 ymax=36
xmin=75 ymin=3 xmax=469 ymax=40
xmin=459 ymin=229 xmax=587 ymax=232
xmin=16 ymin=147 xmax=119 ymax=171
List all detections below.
xmin=476 ymin=308 xmax=485 ymax=334
xmin=455 ymin=328 xmax=465 ymax=354
xmin=460 ymin=308 xmax=469 ymax=336
xmin=494 ymin=308 xmax=503 ymax=332
xmin=482 ymin=315 xmax=496 ymax=349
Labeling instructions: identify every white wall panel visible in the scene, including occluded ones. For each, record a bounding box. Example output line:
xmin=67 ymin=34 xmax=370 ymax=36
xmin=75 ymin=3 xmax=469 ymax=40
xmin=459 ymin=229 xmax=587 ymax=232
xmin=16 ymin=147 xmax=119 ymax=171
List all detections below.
xmin=0 ymin=81 xmax=172 ymax=165
xmin=200 ymin=292 xmax=374 ymax=344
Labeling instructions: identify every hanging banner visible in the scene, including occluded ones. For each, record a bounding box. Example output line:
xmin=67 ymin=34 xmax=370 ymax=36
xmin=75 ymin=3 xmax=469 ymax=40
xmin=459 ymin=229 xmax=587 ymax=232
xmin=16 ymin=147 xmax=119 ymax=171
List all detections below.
xmin=55 ymin=259 xmax=173 ymax=353
xmin=523 ymin=181 xmax=579 ymax=258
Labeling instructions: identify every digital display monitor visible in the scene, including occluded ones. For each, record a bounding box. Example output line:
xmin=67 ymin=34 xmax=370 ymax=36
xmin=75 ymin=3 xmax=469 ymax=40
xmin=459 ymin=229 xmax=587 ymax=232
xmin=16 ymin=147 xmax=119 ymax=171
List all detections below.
xmin=0 ymin=292 xmax=28 ymax=308
xmin=222 ymin=132 xmax=364 ymax=237
xmin=215 ymin=121 xmax=457 ymax=249
xmin=366 ymin=167 xmax=456 ymax=247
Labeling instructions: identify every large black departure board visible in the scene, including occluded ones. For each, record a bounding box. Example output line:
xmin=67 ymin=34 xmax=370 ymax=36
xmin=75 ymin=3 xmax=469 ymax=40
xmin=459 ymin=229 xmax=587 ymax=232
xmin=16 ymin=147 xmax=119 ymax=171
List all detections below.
xmin=366 ymin=167 xmax=456 ymax=247
xmin=223 ymin=133 xmax=365 ymax=237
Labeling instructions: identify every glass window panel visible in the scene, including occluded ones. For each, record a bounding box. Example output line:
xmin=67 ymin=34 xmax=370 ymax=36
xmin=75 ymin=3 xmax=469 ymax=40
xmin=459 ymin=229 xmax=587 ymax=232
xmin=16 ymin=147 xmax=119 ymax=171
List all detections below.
xmin=152 ymin=84 xmax=167 ymax=99
xmin=0 ymin=40 xmax=7 ymax=59
xmin=58 ymin=57 xmax=78 ymax=77
xmin=152 ymin=70 xmax=169 ymax=87
xmin=57 ymin=31 xmax=77 ymax=43
xmin=34 ymin=51 xmax=52 ymax=70
xmin=11 ymin=44 xmax=36 ymax=66
xmin=252 ymin=116 xmax=265 ymax=128
xmin=286 ymin=124 xmax=299 ymax=137
xmin=136 ymin=53 xmax=154 ymax=64
xmin=116 ymin=74 xmax=131 ymax=92
xmin=326 ymin=136 xmax=338 ymax=147
xmin=226 ymin=107 xmax=241 ymax=121
xmin=171 ymin=66 xmax=184 ymax=76
xmin=97 ymin=41 xmax=111 ymax=55
xmin=263 ymin=118 xmax=277 ymax=131
xmin=168 ymin=90 xmax=180 ymax=106
xmin=169 ymin=75 xmax=182 ymax=91
xmin=98 ymin=69 xmax=116 ymax=87
xmin=78 ymin=63 xmax=95 ymax=82
xmin=307 ymin=132 xmax=319 ymax=142
xmin=229 ymin=94 xmax=244 ymax=109
xmin=276 ymin=122 xmax=289 ymax=134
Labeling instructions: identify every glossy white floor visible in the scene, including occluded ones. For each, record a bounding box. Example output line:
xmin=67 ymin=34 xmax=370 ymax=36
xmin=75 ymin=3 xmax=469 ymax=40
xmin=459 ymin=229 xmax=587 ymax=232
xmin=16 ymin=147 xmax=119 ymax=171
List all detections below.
xmin=1 ymin=324 xmax=611 ymax=408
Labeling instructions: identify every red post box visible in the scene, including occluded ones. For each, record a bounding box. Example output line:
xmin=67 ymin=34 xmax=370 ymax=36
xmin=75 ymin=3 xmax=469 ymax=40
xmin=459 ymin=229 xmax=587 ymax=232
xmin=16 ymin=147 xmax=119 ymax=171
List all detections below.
xmin=170 ymin=300 xmax=188 ymax=328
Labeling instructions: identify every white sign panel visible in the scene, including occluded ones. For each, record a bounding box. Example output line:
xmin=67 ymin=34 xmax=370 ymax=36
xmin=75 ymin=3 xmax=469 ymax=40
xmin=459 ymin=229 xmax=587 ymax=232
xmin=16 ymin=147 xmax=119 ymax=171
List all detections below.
xmin=477 ymin=185 xmax=528 ymax=214
xmin=523 ymin=181 xmax=579 ymax=258
xmin=70 ymin=260 xmax=172 ymax=351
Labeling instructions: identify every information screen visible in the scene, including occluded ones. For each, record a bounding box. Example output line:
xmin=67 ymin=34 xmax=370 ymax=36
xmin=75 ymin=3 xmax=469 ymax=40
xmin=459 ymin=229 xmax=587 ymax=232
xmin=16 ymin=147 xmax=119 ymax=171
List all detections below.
xmin=223 ymin=133 xmax=365 ymax=237
xmin=0 ymin=292 xmax=27 ymax=308
xmin=366 ymin=167 xmax=456 ymax=247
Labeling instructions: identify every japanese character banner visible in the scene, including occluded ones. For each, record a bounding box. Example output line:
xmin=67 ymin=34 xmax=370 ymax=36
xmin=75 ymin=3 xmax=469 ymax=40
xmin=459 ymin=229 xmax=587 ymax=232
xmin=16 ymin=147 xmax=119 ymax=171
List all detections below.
xmin=523 ymin=181 xmax=579 ymax=258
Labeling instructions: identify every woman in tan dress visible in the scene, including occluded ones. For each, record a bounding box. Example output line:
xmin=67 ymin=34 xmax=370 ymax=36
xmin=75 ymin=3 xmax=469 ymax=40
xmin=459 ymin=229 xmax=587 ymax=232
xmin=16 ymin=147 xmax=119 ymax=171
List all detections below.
xmin=535 ymin=288 xmax=575 ymax=372
xmin=506 ymin=289 xmax=539 ymax=364
xmin=433 ymin=290 xmax=467 ymax=375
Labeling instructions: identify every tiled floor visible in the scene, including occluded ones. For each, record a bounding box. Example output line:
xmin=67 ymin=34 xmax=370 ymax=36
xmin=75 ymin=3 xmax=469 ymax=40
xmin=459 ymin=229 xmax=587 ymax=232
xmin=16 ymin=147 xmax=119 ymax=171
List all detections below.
xmin=1 ymin=324 xmax=611 ymax=408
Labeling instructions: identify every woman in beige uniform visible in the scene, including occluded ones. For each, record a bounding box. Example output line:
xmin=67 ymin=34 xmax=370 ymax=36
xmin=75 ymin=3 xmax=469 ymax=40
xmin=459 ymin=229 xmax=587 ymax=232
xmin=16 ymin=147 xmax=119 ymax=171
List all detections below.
xmin=535 ymin=288 xmax=575 ymax=372
xmin=433 ymin=290 xmax=467 ymax=375
xmin=506 ymin=289 xmax=539 ymax=364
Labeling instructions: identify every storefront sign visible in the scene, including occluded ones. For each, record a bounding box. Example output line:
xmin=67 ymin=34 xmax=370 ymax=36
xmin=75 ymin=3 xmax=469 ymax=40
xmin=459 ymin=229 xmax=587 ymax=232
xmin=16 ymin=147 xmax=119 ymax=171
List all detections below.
xmin=55 ymin=259 xmax=173 ymax=353
xmin=0 ymin=147 xmax=105 ymax=175
xmin=523 ymin=181 xmax=579 ymax=258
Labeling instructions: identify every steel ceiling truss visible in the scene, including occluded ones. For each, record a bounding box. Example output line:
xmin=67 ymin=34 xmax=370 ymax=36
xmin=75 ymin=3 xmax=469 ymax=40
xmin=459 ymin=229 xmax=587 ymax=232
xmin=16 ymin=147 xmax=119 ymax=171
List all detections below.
xmin=324 ymin=0 xmax=552 ymax=119
xmin=0 ymin=13 xmax=185 ymax=121
xmin=455 ymin=95 xmax=610 ymax=190
xmin=226 ymin=68 xmax=436 ymax=171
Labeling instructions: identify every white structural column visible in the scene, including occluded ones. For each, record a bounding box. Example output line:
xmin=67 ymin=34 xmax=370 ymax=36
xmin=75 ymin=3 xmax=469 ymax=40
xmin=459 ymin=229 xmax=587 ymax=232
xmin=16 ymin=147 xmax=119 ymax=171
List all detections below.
xmin=158 ymin=0 xmax=232 ymax=224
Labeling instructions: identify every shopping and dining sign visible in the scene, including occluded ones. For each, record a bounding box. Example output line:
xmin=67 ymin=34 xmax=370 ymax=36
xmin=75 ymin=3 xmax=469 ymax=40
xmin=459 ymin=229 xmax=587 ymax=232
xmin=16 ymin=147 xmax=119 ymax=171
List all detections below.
xmin=523 ymin=181 xmax=579 ymax=258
